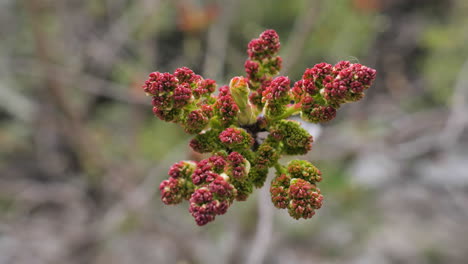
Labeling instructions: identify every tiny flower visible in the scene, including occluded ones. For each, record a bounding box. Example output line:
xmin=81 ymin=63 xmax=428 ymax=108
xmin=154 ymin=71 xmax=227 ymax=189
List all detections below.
xmin=262 ymin=76 xmax=290 ymax=101
xmin=287 ymin=160 xmax=322 ymax=183
xmin=208 ymin=155 xmax=227 ymax=173
xmin=173 ymin=83 xmax=193 ymax=108
xmin=214 ymin=86 xmax=240 ymax=127
xmin=249 ymin=166 xmax=269 ymax=188
xmin=151 ymin=95 xmax=173 ymax=110
xmin=260 ymin=29 xmax=280 ymax=54
xmin=288 ymin=199 xmax=316 ymax=220
xmin=174 ymin=67 xmax=201 ymax=84
xmin=189 ymin=129 xmax=222 ymax=153
xmin=168 ymin=161 xmax=197 ymax=179
xmin=194 ymin=79 xmax=217 ymax=98
xmin=247 ymin=29 xmax=280 ymax=60
xmin=270 ymin=173 xmax=291 ymax=209
xmin=300 ymin=96 xmax=337 ymax=123
xmin=209 ymin=175 xmax=235 ymax=198
xmin=190 ymin=187 xmax=213 ymax=204
xmin=160 ymin=177 xmax=183 ymax=205
xmin=143 ymin=72 xmax=178 ymax=95
xmin=184 ymin=109 xmax=210 ymax=134
xmin=322 ymin=61 xmax=377 ymax=105
xmin=303 ymin=62 xmax=333 ymax=81
xmin=152 ymin=107 xmax=181 ymax=122
xmin=255 ymin=143 xmax=279 ymax=170
xmin=244 ymin=60 xmax=261 ymax=84
xmin=287 ymin=179 xmax=323 ymax=219
xmin=265 ymin=56 xmax=282 ymax=75
xmin=219 ymin=127 xmax=254 ymax=150
xmin=227 ymin=151 xmax=250 ymax=179
xmin=189 ymin=188 xmax=216 ymax=225
xmin=270 ymin=120 xmax=313 ymax=155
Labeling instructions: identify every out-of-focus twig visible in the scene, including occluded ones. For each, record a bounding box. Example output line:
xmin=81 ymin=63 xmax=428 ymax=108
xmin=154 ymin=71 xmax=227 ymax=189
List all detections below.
xmin=246 ymin=175 xmax=274 ymax=264
xmin=12 ymin=58 xmax=149 ymax=106
xmin=24 ymin=0 xmax=109 ymax=177
xmin=0 ymin=82 xmax=36 ymax=123
xmin=281 ymin=0 xmax=321 ymax=76
xmin=439 ymin=58 xmax=468 ymax=151
xmin=202 ymin=0 xmax=239 ymax=81
xmin=85 ymin=0 xmax=161 ymax=70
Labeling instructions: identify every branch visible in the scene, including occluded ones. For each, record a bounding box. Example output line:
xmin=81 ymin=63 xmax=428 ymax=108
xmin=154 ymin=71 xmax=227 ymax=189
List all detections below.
xmin=246 ymin=174 xmax=274 ymax=264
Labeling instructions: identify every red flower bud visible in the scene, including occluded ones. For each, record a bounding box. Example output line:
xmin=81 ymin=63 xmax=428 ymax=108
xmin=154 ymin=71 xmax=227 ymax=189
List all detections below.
xmin=143 ymin=72 xmax=178 ymax=95
xmin=219 ymin=127 xmax=253 ymax=149
xmin=168 ymin=161 xmax=197 ymax=179
xmin=194 ymin=79 xmax=217 ymax=98
xmin=262 ymin=76 xmax=290 ymax=101
xmin=174 ymin=67 xmax=201 ymax=84
xmin=214 ymin=86 xmax=240 ymax=127
xmin=173 ymin=83 xmax=193 ymax=108
xmin=184 ymin=109 xmax=209 ymax=134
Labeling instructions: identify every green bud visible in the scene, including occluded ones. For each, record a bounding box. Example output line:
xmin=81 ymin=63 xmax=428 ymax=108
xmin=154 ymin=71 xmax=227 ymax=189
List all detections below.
xmin=229 ymin=76 xmax=257 ymax=125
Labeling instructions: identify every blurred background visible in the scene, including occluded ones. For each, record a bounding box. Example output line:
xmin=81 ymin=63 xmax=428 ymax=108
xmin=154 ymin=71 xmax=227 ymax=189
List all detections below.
xmin=1 ymin=0 xmax=468 ymax=263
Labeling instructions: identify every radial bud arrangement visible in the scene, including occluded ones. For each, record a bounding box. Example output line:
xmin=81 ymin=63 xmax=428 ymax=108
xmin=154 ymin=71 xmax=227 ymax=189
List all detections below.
xmin=143 ymin=29 xmax=376 ymax=225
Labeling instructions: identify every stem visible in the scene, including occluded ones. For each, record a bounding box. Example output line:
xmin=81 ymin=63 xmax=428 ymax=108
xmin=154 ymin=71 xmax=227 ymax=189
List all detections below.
xmin=274 ymin=162 xmax=286 ymax=174
xmin=267 ymin=104 xmax=301 ymax=123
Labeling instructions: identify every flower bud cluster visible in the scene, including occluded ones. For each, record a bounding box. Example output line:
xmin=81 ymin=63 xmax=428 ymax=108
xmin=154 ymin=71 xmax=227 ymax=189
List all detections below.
xmin=270 ymin=160 xmax=323 ymax=219
xmin=143 ymin=67 xmax=217 ymax=134
xmin=245 ymin=30 xmax=283 ymax=109
xmin=144 ymin=29 xmax=376 ymax=225
xmin=160 ymin=161 xmax=197 ymax=205
xmin=160 ymin=152 xmax=252 ymax=226
xmin=292 ymin=61 xmax=376 ymax=123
